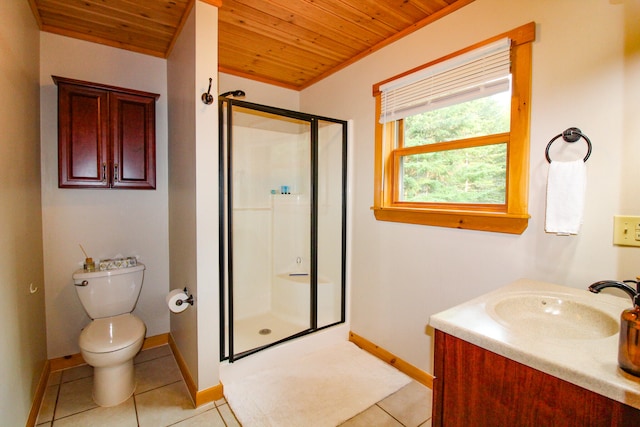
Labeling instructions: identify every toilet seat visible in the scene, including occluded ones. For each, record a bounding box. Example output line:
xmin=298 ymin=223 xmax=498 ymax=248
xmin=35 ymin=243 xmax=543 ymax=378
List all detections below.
xmin=80 ymin=313 xmax=145 ymax=354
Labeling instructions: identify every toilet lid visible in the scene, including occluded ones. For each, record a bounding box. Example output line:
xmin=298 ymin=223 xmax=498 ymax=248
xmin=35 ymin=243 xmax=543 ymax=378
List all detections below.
xmin=80 ymin=313 xmax=146 ymax=353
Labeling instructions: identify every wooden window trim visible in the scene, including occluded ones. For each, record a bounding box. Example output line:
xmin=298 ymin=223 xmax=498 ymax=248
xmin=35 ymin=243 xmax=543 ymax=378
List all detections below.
xmin=372 ymin=22 xmax=535 ymax=234
xmin=392 ymin=133 xmax=509 ymax=211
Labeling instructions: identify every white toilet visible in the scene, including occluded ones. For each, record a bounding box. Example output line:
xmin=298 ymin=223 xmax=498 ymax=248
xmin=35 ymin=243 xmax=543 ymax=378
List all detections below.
xmin=72 ymin=263 xmax=146 ymax=407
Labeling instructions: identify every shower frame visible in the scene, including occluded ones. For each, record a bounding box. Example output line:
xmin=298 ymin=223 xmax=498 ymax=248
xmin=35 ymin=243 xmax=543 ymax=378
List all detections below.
xmin=218 ymin=98 xmax=347 ymax=362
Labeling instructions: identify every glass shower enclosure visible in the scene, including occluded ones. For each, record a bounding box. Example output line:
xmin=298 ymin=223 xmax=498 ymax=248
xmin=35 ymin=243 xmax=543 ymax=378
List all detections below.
xmin=219 ymin=98 xmax=347 ymax=362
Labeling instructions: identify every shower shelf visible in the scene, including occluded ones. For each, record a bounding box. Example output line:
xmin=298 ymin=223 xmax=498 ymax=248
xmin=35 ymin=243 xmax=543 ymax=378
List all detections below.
xmin=277 ymin=273 xmax=331 ymax=284
xmin=232 ymin=206 xmax=272 ymax=211
xmin=272 ymin=194 xmax=306 ymax=198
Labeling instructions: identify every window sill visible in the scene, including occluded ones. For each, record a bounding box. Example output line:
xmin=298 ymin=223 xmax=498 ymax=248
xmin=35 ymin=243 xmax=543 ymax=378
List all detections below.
xmin=372 ymin=206 xmax=529 ymax=234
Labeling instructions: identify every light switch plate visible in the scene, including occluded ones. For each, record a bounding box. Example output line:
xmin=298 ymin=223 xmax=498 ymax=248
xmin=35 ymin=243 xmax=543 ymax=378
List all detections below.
xmin=613 ymin=215 xmax=640 ymax=247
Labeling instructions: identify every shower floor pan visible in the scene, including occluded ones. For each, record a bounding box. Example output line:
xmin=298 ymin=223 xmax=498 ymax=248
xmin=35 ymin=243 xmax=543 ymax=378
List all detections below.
xmin=233 ymin=312 xmax=308 ymax=355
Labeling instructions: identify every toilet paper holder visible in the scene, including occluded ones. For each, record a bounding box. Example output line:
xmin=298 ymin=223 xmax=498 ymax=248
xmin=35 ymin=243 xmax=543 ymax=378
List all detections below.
xmin=176 ymin=287 xmax=194 ymax=306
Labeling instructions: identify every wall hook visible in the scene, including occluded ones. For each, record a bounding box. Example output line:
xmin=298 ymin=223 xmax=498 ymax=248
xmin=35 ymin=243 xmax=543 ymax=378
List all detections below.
xmin=201 ymin=78 xmax=214 ymax=105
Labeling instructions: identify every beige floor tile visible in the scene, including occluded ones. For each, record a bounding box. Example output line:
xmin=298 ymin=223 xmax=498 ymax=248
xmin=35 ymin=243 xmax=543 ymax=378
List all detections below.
xmin=377 ymin=381 xmax=432 ymax=427
xmin=339 ymin=405 xmax=403 ymax=427
xmin=61 ymin=365 xmax=93 ymax=383
xmin=135 ymin=381 xmax=214 ymax=427
xmin=52 ymin=397 xmax=137 ymax=427
xmin=55 ymin=376 xmax=97 ymax=419
xmin=43 ymin=347 xmax=433 ymax=427
xmin=134 ymin=354 xmax=183 ymax=394
xmin=134 ymin=344 xmax=172 ymax=364
xmin=36 ymin=384 xmax=59 ymax=424
xmin=217 ymin=403 xmax=241 ymax=427
xmin=171 ymin=407 xmax=227 ymax=426
xmin=47 ymin=370 xmax=62 ymax=387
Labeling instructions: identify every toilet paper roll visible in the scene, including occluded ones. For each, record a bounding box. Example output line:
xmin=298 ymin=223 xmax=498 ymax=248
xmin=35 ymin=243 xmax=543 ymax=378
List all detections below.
xmin=166 ymin=289 xmax=189 ymax=313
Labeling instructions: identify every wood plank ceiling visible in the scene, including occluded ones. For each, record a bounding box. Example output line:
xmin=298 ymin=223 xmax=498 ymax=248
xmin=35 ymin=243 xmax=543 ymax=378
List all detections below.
xmin=29 ymin=0 xmax=474 ymax=90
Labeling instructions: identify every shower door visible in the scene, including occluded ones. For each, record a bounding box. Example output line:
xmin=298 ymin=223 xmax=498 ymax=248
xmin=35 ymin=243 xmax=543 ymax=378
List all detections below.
xmin=219 ymin=99 xmax=347 ymax=362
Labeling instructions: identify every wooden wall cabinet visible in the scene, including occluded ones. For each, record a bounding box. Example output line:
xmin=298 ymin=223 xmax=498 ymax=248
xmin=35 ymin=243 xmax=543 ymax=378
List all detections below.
xmin=53 ymin=76 xmax=159 ymax=189
xmin=432 ymin=330 xmax=640 ymax=427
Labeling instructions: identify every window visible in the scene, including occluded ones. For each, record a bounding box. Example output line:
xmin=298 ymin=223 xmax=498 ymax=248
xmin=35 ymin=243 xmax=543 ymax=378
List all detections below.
xmin=372 ymin=22 xmax=535 ymax=234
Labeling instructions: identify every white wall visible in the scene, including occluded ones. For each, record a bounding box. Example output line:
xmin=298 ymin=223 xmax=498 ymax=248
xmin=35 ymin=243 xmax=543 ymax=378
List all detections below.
xmin=301 ymin=0 xmax=638 ymax=372
xmin=168 ymin=1 xmax=199 ymax=384
xmin=0 ymin=1 xmax=46 ymax=424
xmin=40 ymin=33 xmax=170 ymax=358
xmin=619 ymin=0 xmax=640 ymax=273
xmin=219 ymin=73 xmax=300 ymax=111
xmin=168 ymin=1 xmax=220 ymax=390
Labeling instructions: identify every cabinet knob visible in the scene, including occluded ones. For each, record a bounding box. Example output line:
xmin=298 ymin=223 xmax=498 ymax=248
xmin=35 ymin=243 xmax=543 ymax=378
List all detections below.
xmin=102 ymin=163 xmax=106 ymax=182
xmin=114 ymin=164 xmax=119 ymax=182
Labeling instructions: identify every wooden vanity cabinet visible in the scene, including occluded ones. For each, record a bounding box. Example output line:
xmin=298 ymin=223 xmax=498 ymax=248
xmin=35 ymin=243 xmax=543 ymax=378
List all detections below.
xmin=53 ymin=76 xmax=158 ymax=189
xmin=432 ymin=330 xmax=640 ymax=427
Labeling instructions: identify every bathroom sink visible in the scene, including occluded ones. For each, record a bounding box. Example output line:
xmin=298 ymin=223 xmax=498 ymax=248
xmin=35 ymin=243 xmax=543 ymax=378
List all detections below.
xmin=487 ymin=292 xmax=619 ymax=340
xmin=429 ymin=279 xmax=640 ymax=411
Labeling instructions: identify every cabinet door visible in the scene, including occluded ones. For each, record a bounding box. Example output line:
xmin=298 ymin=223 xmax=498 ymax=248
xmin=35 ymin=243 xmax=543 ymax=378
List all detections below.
xmin=433 ymin=330 xmax=640 ymax=427
xmin=110 ymin=91 xmax=156 ymax=189
xmin=58 ymin=83 xmax=110 ymax=188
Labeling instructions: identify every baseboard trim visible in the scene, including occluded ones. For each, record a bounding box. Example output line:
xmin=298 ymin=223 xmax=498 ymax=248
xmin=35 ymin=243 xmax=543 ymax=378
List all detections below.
xmin=349 ymin=331 xmax=433 ymax=389
xmin=168 ymin=333 xmax=224 ymax=407
xmin=168 ymin=333 xmax=197 ymax=403
xmin=26 ymin=360 xmax=51 ymax=427
xmin=45 ymin=332 xmax=221 ymax=409
xmin=49 ymin=332 xmax=171 ymax=372
xmin=195 ymin=383 xmax=224 ymax=407
xmin=49 ymin=352 xmax=85 ymax=372
xmin=141 ymin=332 xmax=169 ymax=350
xmin=37 ymin=330 xmax=425 ymax=420
xmin=33 ymin=332 xmax=220 ymax=423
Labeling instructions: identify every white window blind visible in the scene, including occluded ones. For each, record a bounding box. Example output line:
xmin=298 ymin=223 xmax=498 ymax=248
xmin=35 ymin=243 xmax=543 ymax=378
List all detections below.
xmin=379 ymin=38 xmax=511 ymax=124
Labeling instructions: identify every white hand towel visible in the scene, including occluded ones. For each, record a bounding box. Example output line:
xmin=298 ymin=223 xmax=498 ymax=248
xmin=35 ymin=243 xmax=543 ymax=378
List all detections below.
xmin=545 ymin=159 xmax=587 ymax=235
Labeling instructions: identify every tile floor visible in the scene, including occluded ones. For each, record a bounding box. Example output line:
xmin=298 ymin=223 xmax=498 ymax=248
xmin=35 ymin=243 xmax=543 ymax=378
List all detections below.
xmin=36 ymin=344 xmax=433 ymax=427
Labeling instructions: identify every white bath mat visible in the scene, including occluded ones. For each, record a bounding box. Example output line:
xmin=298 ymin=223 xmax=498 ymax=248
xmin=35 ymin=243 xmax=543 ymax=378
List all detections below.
xmin=223 ymin=341 xmax=412 ymax=427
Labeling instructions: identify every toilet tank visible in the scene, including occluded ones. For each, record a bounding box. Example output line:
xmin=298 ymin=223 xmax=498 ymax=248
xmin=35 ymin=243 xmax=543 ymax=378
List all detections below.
xmin=73 ymin=264 xmax=145 ymax=319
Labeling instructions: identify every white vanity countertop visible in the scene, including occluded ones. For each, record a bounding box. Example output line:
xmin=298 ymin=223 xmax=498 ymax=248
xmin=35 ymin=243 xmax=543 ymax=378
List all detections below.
xmin=429 ymin=278 xmax=640 ymax=409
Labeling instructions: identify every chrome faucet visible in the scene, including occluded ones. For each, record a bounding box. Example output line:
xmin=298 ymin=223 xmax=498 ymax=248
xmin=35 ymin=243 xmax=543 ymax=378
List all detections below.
xmin=588 ymin=280 xmax=639 ymax=303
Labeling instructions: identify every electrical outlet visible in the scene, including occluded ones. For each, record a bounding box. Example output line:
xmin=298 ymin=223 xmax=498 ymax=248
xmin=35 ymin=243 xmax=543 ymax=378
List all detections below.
xmin=613 ymin=215 xmax=640 ymax=247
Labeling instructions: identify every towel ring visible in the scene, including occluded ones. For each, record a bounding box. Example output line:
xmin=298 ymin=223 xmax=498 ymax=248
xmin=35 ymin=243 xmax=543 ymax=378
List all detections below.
xmin=545 ymin=127 xmax=592 ymax=163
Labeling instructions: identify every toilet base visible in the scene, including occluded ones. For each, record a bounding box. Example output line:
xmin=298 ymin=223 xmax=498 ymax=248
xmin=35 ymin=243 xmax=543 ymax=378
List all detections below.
xmin=92 ymin=360 xmax=136 ymax=407
xmin=78 ymin=314 xmax=146 ymax=406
